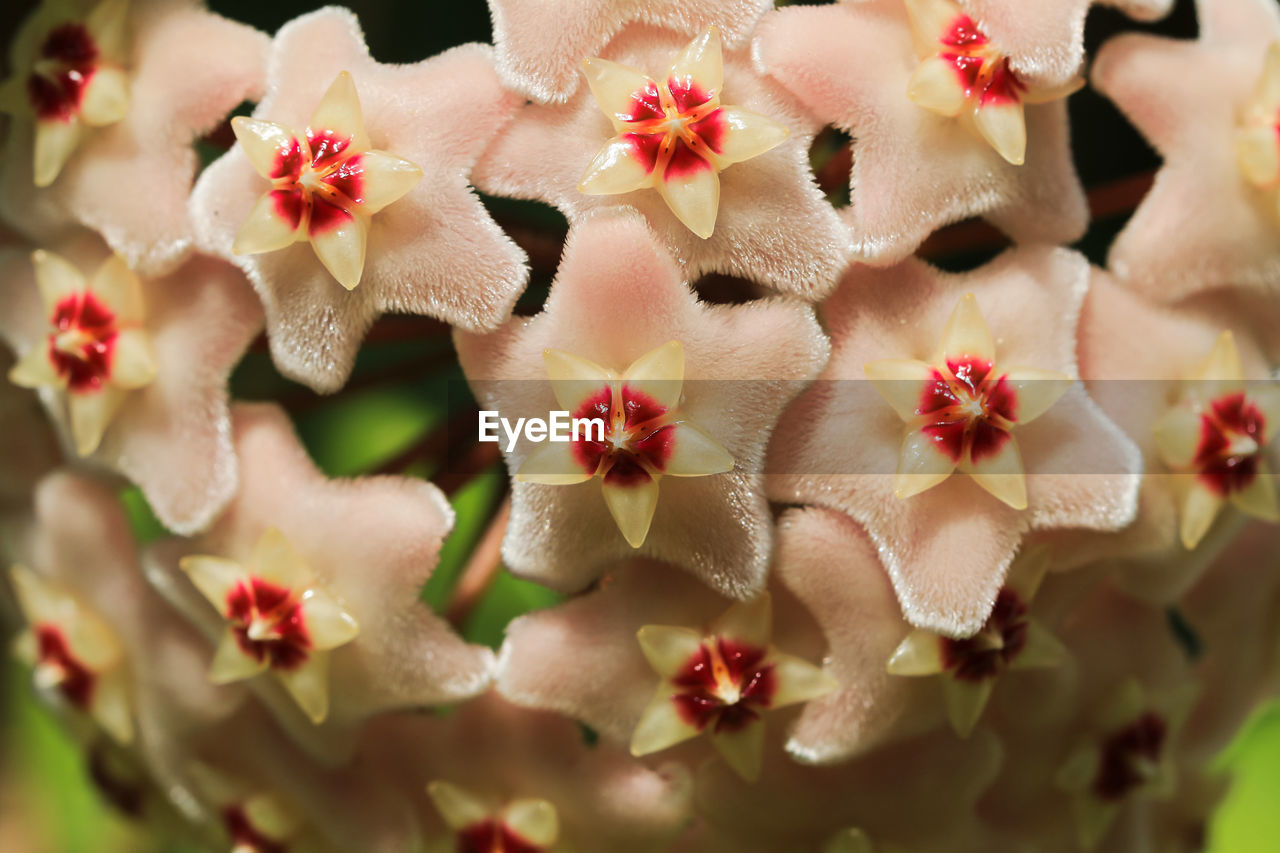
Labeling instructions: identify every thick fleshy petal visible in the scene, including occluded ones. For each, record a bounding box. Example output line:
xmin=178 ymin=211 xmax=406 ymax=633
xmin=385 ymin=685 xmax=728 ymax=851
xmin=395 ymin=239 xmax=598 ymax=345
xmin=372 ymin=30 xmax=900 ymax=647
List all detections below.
xmin=517 ymin=442 xmax=596 ymax=485
xmin=32 ymin=247 xmax=86 ymax=314
xmin=906 ymin=55 xmax=969 ymax=117
xmin=309 ymin=213 xmax=368 ymax=291
xmin=232 ymin=118 xmax=304 ymax=181
xmin=78 ymin=67 xmax=130 ymax=127
xmin=663 ymin=421 xmax=734 ymax=477
xmin=865 ymin=358 xmax=936 ymax=422
xmin=622 ymin=339 xmax=684 ymax=410
xmin=937 ymin=293 xmax=995 ymax=366
xmin=307 ymin=71 xmax=370 ymax=152
xmin=356 ymin=150 xmax=423 ymax=214
xmin=1003 ymin=366 xmax=1072 ymax=424
xmin=972 ymin=100 xmax=1028 ymax=166
xmin=894 ymin=428 xmax=958 ymax=500
xmin=180 ymin=555 xmax=245 ymax=610
xmin=69 ymin=387 xmax=126 ymax=456
xmin=33 ymin=118 xmax=84 ymax=188
xmin=709 ymin=105 xmax=789 ymax=166
xmin=602 ymin=475 xmax=661 ymax=548
xmin=582 ymin=58 xmax=659 ymax=127
xmin=579 ymin=135 xmax=658 ymax=194
xmin=961 ymin=434 xmax=1028 ymax=509
xmin=209 ymin=629 xmax=269 ymax=684
xmin=636 ymin=625 xmax=705 ymax=680
xmin=109 ymin=329 xmax=158 ymax=390
xmin=657 ymin=161 xmax=720 ymax=239
xmin=631 ymin=689 xmax=704 ymax=755
xmin=232 ymin=191 xmax=305 ymax=256
xmin=709 ymin=719 xmax=765 ymax=781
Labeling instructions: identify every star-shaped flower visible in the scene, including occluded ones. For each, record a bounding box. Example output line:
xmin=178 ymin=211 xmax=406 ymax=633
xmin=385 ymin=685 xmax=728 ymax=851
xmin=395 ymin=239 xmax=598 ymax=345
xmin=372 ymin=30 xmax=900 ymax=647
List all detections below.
xmin=427 ymin=781 xmax=560 ymax=853
xmin=0 ymin=238 xmax=262 ymax=534
xmin=578 ymin=27 xmax=789 ymax=239
xmin=865 ymin=291 xmax=1073 ymax=510
xmin=191 ymin=7 xmax=529 ymax=392
xmin=143 ymin=403 xmax=495 ymax=764
xmin=519 ymin=340 xmax=733 ymax=548
xmin=1092 ymin=0 xmax=1280 ymax=297
xmin=886 ymin=545 xmax=1067 ymax=737
xmin=753 ymin=0 xmax=1087 ymax=264
xmin=456 ymin=210 xmax=829 ymax=598
xmin=488 ymin=0 xmax=771 ymax=102
xmin=768 ymin=248 xmax=1141 ymax=636
xmin=473 ymin=25 xmax=853 ymax=299
xmin=1151 ymin=331 xmax=1280 ymax=550
xmin=0 ymin=0 xmax=270 ymax=277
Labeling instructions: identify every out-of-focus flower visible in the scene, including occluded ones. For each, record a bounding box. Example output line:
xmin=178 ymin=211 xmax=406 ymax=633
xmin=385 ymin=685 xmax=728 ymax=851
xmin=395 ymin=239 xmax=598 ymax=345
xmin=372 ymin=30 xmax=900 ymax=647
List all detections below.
xmin=753 ymin=0 xmax=1086 ymax=264
xmin=488 ymin=0 xmax=771 ymax=103
xmin=474 ymin=26 xmax=852 ymax=298
xmin=0 ymin=0 xmax=270 ymax=277
xmin=191 ymin=7 xmax=528 ymax=392
xmin=0 ymin=237 xmax=262 ymax=534
xmin=143 ymin=403 xmax=495 ymax=764
xmin=427 ymin=780 xmax=559 ymax=853
xmin=457 ymin=210 xmax=828 ymax=599
xmin=768 ymin=248 xmax=1141 ymax=637
xmin=1093 ymin=0 xmax=1280 ymax=297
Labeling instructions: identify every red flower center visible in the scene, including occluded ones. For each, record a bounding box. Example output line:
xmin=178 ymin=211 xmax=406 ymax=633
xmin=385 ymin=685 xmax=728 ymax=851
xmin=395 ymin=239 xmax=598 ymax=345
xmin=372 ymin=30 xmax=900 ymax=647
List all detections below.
xmin=225 ymin=578 xmax=311 ymax=671
xmin=267 ymin=129 xmax=367 ymax=239
xmin=223 ymin=805 xmax=289 ymax=853
xmin=1092 ymin=712 xmax=1168 ymax=802
xmin=917 ymin=357 xmax=1018 ymax=464
xmin=46 ymin=291 xmax=118 ymax=393
xmin=1193 ymin=391 xmax=1267 ymax=496
xmin=457 ymin=819 xmax=544 ymax=853
xmin=616 ymin=76 xmax=727 ymax=183
xmin=26 ymin=22 xmax=100 ymax=122
xmin=936 ymin=15 xmax=1025 ymax=106
xmin=941 ymin=588 xmax=1029 ymax=682
xmin=670 ymin=638 xmax=777 ymax=734
xmin=35 ymin=624 xmax=96 ymax=709
xmin=570 ymin=385 xmax=676 ymax=486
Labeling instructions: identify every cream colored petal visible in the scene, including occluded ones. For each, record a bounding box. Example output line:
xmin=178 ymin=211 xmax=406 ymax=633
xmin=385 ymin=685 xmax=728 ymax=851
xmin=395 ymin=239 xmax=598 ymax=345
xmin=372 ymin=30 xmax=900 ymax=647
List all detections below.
xmin=866 ymin=358 xmax=935 ymax=422
xmin=243 ymin=793 xmax=304 ymax=842
xmin=517 ymin=441 xmax=596 ymax=484
xmin=579 ymin=136 xmax=656 ymax=195
xmin=427 ymin=781 xmax=490 ymax=831
xmin=622 ymin=340 xmax=684 ymax=410
xmin=208 ymin=630 xmax=267 ymax=685
xmin=636 ymin=625 xmax=703 ymax=679
xmin=354 ymin=150 xmax=422 ymax=214
xmin=1151 ymin=406 xmax=1202 ymax=470
xmin=630 ymin=688 xmax=702 ymax=756
xmin=709 ymin=593 xmax=772 ymax=649
xmin=1020 ymin=76 xmax=1085 ymax=105
xmin=179 ymin=555 xmax=245 ymax=610
xmin=942 ymin=676 xmax=994 ymax=738
xmin=10 ymin=565 xmax=62 ymax=625
xmin=230 ymin=117 xmax=303 ymax=180
xmin=109 ymin=329 xmax=157 ymax=390
xmin=1009 ymin=620 xmax=1068 ymax=670
xmin=9 ymin=345 xmax=61 ymax=389
xmin=310 ymin=212 xmax=369 ymax=290
xmin=250 ymin=527 xmax=312 ymax=590
xmin=86 ymin=0 xmax=130 ymax=59
xmin=668 ymin=27 xmax=723 ymax=101
xmin=971 ymin=99 xmax=1027 ymax=166
xmin=297 ymin=588 xmax=359 ymax=652
xmin=12 ymin=630 xmax=38 ymax=667
xmin=276 ymin=653 xmax=331 ymax=724
xmin=657 ymin=161 xmax=720 ymax=239
xmin=904 ymin=0 xmax=965 ymax=55
xmin=601 ymin=473 xmax=660 ymax=548
xmin=34 ymin=117 xmax=84 ymax=187
xmin=907 ymin=55 xmax=968 ymax=117
xmin=1002 ymin=366 xmax=1071 ymax=424
xmin=89 ymin=254 xmax=144 ymax=324
xmin=961 ymin=435 xmax=1027 ymax=510
xmin=894 ymin=428 xmax=958 ymax=500
xmin=581 ymin=58 xmax=658 ymax=128
xmin=936 ymin=293 xmax=995 ymax=366
xmin=709 ymin=106 xmax=788 ymax=167
xmin=232 ymin=191 xmax=305 ymax=256
xmin=886 ymin=629 xmax=945 ymax=676
xmin=32 ymin=248 xmax=86 ymax=315
xmin=709 ymin=718 xmax=765 ymax=782
xmin=769 ymin=652 xmax=838 ymax=708
xmin=90 ymin=668 xmax=134 ymax=744
xmin=662 ymin=420 xmax=733 ymax=477
xmin=79 ymin=66 xmax=128 ymax=127
xmin=1252 ymin=41 xmax=1280 ymax=114
xmin=308 ymin=71 xmax=370 ymax=152
xmin=1055 ymin=745 xmax=1100 ymax=792
xmin=502 ymin=799 xmax=559 ymax=848
xmin=1191 ymin=331 xmax=1245 ymax=391
xmin=1229 ymin=461 xmax=1280 ymax=522
xmin=1179 ymin=479 xmax=1224 ymax=550
xmin=543 ymin=349 xmax=614 ymax=412
xmin=68 ymin=387 xmax=126 ymax=457
xmin=1254 ymin=386 xmax=1280 ymax=444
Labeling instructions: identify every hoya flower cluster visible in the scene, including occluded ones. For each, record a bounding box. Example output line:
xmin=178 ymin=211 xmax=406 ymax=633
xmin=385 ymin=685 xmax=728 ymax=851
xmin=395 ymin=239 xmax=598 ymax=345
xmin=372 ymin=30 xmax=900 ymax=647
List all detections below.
xmin=0 ymin=0 xmax=1278 ymax=851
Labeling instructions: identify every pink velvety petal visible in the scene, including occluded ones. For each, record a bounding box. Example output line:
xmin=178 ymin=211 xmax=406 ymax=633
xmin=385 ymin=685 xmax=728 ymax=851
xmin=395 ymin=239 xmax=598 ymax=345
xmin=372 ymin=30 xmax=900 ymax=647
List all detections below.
xmin=489 ymin=0 xmax=772 ymax=102
xmin=958 ymin=0 xmax=1174 ymax=88
xmin=1093 ymin=0 xmax=1280 ymax=297
xmin=474 ymin=25 xmax=853 ymax=299
xmin=191 ymin=8 xmax=528 ymax=393
xmin=753 ymin=2 xmax=1087 ymax=265
xmin=767 ymin=248 xmax=1140 ymax=637
xmin=775 ymin=508 xmax=937 ymax=765
xmin=142 ymin=403 xmax=495 ymax=765
xmin=368 ymin=697 xmax=694 ymax=851
xmin=456 ymin=210 xmax=829 ymax=599
xmin=0 ymin=237 xmax=262 ymax=535
xmin=0 ymin=0 xmax=271 ymax=278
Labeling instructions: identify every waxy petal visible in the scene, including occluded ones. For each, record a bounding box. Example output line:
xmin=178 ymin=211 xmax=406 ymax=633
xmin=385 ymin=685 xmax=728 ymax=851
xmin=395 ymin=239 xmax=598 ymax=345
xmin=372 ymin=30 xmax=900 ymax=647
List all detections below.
xmin=298 ymin=588 xmax=360 ymax=652
xmin=1003 ymin=366 xmax=1072 ymax=424
xmin=886 ymin=630 xmax=946 ymax=676
xmin=32 ymin=247 xmax=85 ymax=314
xmin=307 ymin=71 xmax=370 ymax=153
xmin=710 ymin=106 xmax=789 ymax=166
xmin=579 ymin=135 xmax=658 ymax=194
xmin=1151 ymin=406 xmax=1202 ymax=470
xmin=961 ymin=434 xmax=1028 ymax=509
xmin=972 ymin=99 xmax=1028 ymax=165
xmin=631 ymin=689 xmax=703 ymax=755
xmin=89 ymin=254 xmax=145 ymax=324
xmin=9 ymin=342 xmax=61 ymax=388
xmin=110 ymin=328 xmax=158 ymax=390
xmin=906 ymin=55 xmax=969 ymax=117
xmin=518 ymin=442 xmax=597 ymax=485
xmin=504 ymin=798 xmax=560 ymax=847
xmin=668 ymin=27 xmax=723 ymax=103
xmin=210 ymin=629 xmax=269 ymax=684
xmin=1181 ymin=481 xmax=1226 ymax=550
xmin=232 ymin=191 xmax=305 ymax=256
xmin=278 ymin=654 xmax=331 ymax=724
xmin=865 ymin=359 xmax=937 ymax=423
xmin=427 ymin=781 xmax=490 ymax=830
xmin=79 ymin=66 xmax=130 ymax=127
xmin=657 ymin=161 xmax=720 ymax=239
xmin=942 ymin=677 xmax=995 ymax=738
xmin=582 ymin=58 xmax=658 ymax=128
xmin=770 ymin=652 xmax=839 ymax=708
xmin=356 ymin=150 xmax=424 ymax=215
xmin=602 ymin=475 xmax=661 ymax=548
xmin=69 ymin=387 xmax=126 ymax=456
xmin=309 ymin=214 xmax=368 ymax=291
xmin=894 ymin=428 xmax=958 ymax=500
xmin=709 ymin=719 xmax=766 ymax=781
xmin=1229 ymin=459 xmax=1280 ymax=521
xmin=664 ymin=421 xmax=735 ymax=477
xmin=708 ymin=592 xmax=772 ymax=649
xmin=543 ymin=348 xmax=615 ymax=411
xmin=622 ymin=339 xmax=684 ymax=410
xmin=231 ymin=118 xmax=304 ymax=182
xmin=937 ymin=293 xmax=995 ymax=366
xmin=180 ymin=555 xmax=245 ymax=610
xmin=33 ymin=119 xmax=84 ymax=189
xmin=636 ymin=624 xmax=705 ymax=680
